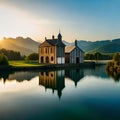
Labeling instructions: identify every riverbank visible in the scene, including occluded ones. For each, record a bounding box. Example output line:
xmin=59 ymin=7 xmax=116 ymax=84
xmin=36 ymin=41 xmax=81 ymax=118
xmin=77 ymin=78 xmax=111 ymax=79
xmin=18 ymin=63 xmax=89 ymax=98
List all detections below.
xmin=0 ymin=62 xmax=95 ymax=71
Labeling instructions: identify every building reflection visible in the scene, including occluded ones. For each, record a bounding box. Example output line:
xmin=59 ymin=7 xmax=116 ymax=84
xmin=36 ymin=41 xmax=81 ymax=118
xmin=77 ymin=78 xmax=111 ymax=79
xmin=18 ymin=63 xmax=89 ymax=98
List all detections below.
xmin=39 ymin=70 xmax=65 ymax=99
xmin=65 ymin=68 xmax=84 ymax=86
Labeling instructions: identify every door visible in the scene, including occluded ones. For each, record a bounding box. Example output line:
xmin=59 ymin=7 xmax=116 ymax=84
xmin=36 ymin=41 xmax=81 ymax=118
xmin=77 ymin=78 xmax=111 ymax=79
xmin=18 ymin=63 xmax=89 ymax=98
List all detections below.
xmin=76 ymin=57 xmax=79 ymax=63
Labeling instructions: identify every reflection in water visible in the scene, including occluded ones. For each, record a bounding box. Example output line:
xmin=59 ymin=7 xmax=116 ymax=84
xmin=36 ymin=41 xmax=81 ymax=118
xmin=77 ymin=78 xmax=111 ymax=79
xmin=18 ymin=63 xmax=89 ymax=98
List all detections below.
xmin=106 ymin=69 xmax=120 ymax=82
xmin=0 ymin=65 xmax=120 ymax=120
xmin=0 ymin=71 xmax=38 ymax=83
xmin=39 ymin=70 xmax=65 ymax=99
xmin=65 ymin=68 xmax=84 ymax=86
xmin=0 ymin=65 xmax=117 ymax=99
xmin=0 ymin=71 xmax=14 ymax=83
xmin=39 ymin=68 xmax=85 ymax=98
xmin=84 ymin=65 xmax=108 ymax=78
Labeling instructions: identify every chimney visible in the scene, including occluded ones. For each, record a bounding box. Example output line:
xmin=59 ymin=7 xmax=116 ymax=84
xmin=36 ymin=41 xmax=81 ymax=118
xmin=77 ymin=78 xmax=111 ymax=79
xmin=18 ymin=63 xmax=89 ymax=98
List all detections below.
xmin=75 ymin=40 xmax=77 ymax=46
xmin=52 ymin=35 xmax=54 ymax=39
xmin=45 ymin=37 xmax=47 ymax=40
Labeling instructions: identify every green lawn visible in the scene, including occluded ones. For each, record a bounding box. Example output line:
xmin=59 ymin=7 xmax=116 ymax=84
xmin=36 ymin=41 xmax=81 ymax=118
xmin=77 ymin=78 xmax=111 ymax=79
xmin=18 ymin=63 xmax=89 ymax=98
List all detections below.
xmin=9 ymin=60 xmax=43 ymax=67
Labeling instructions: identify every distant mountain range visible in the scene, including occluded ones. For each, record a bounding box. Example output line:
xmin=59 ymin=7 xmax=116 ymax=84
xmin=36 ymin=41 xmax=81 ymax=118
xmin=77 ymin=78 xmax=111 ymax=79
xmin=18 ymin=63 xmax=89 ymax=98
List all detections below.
xmin=63 ymin=38 xmax=120 ymax=54
xmin=0 ymin=37 xmax=120 ymax=55
xmin=0 ymin=37 xmax=40 ymax=55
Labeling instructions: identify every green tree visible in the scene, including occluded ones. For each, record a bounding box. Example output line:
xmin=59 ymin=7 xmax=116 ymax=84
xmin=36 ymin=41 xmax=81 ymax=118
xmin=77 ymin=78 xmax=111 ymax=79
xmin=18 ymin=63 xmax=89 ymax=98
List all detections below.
xmin=0 ymin=53 xmax=9 ymax=65
xmin=94 ymin=52 xmax=102 ymax=61
xmin=25 ymin=53 xmax=38 ymax=60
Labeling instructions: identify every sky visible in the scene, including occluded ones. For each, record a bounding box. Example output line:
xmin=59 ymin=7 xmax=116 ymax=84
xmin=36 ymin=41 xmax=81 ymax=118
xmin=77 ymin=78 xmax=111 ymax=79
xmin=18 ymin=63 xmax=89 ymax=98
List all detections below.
xmin=0 ymin=0 xmax=120 ymax=42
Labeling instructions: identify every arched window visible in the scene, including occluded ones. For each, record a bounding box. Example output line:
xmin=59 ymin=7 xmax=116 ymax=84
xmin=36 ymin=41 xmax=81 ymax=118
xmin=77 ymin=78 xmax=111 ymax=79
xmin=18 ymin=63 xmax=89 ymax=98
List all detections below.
xmin=51 ymin=73 xmax=53 ymax=77
xmin=46 ymin=56 xmax=49 ymax=63
xmin=51 ymin=56 xmax=53 ymax=61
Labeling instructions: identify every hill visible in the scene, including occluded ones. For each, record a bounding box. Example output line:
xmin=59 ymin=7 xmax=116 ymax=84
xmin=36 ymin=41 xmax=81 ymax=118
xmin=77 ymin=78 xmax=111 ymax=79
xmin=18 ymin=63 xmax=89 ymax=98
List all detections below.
xmin=89 ymin=42 xmax=120 ymax=54
xmin=0 ymin=37 xmax=40 ymax=55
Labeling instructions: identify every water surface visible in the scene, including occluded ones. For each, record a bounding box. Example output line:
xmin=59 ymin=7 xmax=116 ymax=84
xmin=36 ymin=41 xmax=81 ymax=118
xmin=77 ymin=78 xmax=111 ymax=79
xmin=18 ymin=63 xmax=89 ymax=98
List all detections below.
xmin=0 ymin=65 xmax=120 ymax=120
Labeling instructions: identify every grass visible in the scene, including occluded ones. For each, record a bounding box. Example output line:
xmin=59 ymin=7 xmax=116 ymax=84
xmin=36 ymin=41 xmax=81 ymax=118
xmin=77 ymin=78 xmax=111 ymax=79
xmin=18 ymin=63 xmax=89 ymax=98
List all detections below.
xmin=9 ymin=60 xmax=43 ymax=67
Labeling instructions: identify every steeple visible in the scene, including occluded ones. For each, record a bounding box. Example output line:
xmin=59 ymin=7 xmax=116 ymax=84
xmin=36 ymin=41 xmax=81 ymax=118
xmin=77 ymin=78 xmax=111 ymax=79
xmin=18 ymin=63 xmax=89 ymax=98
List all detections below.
xmin=58 ymin=30 xmax=62 ymax=41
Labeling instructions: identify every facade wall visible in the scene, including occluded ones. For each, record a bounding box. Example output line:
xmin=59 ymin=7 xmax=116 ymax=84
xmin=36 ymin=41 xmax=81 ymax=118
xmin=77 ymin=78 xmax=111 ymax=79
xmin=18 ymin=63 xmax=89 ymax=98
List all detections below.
xmin=56 ymin=46 xmax=65 ymax=64
xmin=65 ymin=53 xmax=70 ymax=63
xmin=39 ymin=40 xmax=65 ymax=64
xmin=69 ymin=47 xmax=84 ymax=63
xmin=39 ymin=45 xmax=56 ymax=64
xmin=57 ymin=57 xmax=65 ymax=64
xmin=70 ymin=49 xmax=76 ymax=63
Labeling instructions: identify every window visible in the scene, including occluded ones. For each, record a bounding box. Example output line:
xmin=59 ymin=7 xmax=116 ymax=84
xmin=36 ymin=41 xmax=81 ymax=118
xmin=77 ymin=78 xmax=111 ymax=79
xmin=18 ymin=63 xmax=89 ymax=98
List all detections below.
xmin=51 ymin=57 xmax=53 ymax=61
xmin=48 ymin=47 xmax=49 ymax=53
xmin=51 ymin=73 xmax=53 ymax=77
xmin=40 ymin=48 xmax=44 ymax=54
xmin=46 ymin=48 xmax=47 ymax=53
xmin=51 ymin=47 xmax=52 ymax=53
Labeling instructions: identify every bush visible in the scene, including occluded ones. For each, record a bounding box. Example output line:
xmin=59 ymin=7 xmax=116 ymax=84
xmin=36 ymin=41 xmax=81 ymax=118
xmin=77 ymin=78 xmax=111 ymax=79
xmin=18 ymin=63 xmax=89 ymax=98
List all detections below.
xmin=106 ymin=52 xmax=120 ymax=81
xmin=113 ymin=52 xmax=120 ymax=62
xmin=0 ymin=53 xmax=9 ymax=65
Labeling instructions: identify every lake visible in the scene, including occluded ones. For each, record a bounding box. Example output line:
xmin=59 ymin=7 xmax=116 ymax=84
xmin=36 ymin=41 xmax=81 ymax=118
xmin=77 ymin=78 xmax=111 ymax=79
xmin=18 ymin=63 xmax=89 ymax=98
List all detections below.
xmin=0 ymin=65 xmax=120 ymax=120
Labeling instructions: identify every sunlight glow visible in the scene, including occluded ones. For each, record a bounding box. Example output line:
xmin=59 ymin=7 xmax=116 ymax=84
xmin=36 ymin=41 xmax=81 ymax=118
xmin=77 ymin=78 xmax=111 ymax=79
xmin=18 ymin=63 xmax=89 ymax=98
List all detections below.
xmin=0 ymin=4 xmax=44 ymax=41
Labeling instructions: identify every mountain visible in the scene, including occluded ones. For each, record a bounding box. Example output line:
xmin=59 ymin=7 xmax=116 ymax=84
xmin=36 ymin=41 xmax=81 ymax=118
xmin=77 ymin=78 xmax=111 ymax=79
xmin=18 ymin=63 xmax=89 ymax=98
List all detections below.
xmin=63 ymin=38 xmax=120 ymax=54
xmin=1 ymin=36 xmax=120 ymax=55
xmin=0 ymin=37 xmax=40 ymax=55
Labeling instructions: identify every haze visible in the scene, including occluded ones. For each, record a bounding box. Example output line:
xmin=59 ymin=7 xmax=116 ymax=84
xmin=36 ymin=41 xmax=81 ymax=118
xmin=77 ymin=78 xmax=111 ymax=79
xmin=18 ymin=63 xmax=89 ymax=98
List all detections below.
xmin=0 ymin=0 xmax=120 ymax=42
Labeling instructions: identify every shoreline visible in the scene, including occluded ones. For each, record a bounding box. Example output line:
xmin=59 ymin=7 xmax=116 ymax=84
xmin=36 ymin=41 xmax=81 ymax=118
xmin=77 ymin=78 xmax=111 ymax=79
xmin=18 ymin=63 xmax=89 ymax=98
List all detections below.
xmin=0 ymin=62 xmax=96 ymax=71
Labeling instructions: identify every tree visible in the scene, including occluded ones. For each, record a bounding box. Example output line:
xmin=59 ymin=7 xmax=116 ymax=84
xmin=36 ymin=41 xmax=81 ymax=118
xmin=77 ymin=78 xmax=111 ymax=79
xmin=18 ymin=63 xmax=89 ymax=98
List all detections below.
xmin=25 ymin=53 xmax=38 ymax=60
xmin=0 ymin=48 xmax=22 ymax=60
xmin=0 ymin=53 xmax=9 ymax=65
xmin=94 ymin=52 xmax=102 ymax=61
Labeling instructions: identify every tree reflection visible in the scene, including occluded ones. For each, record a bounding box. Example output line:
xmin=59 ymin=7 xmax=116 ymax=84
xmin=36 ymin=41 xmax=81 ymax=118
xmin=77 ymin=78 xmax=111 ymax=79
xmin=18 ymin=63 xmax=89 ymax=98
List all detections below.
xmin=106 ymin=69 xmax=120 ymax=82
xmin=0 ymin=71 xmax=38 ymax=83
xmin=0 ymin=71 xmax=14 ymax=83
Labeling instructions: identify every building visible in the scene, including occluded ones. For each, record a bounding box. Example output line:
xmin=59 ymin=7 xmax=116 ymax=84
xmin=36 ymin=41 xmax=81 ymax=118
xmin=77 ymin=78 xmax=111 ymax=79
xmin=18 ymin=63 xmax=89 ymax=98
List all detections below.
xmin=38 ymin=33 xmax=65 ymax=64
xmin=65 ymin=40 xmax=84 ymax=63
xmin=39 ymin=70 xmax=65 ymax=99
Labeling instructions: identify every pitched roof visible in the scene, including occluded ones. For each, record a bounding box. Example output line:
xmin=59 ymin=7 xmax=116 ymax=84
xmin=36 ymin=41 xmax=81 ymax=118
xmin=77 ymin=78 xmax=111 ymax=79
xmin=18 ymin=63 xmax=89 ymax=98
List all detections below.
xmin=46 ymin=39 xmax=58 ymax=45
xmin=46 ymin=39 xmax=65 ymax=47
xmin=65 ymin=46 xmax=75 ymax=53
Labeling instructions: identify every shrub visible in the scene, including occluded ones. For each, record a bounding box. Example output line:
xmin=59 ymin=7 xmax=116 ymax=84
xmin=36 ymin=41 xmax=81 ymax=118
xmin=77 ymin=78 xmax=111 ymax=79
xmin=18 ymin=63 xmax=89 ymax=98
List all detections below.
xmin=0 ymin=53 xmax=9 ymax=65
xmin=113 ymin=52 xmax=120 ymax=62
